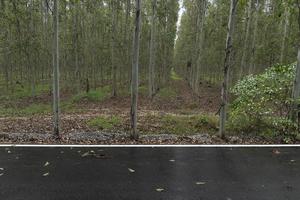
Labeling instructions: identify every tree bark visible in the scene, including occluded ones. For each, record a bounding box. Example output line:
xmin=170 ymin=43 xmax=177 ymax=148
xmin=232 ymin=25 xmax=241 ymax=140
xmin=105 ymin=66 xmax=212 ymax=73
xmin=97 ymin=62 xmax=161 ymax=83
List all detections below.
xmin=53 ymin=0 xmax=60 ymax=137
xmin=220 ymin=0 xmax=239 ymax=138
xmin=195 ymin=0 xmax=207 ymax=94
xmin=239 ymin=0 xmax=252 ymax=78
xmin=148 ymin=0 xmax=157 ymax=98
xmin=131 ymin=0 xmax=142 ymax=140
xmin=280 ymin=5 xmax=290 ymax=64
xmin=291 ymin=1 xmax=300 ymax=127
xmin=111 ymin=0 xmax=117 ymax=97
xmin=248 ymin=0 xmax=260 ymax=74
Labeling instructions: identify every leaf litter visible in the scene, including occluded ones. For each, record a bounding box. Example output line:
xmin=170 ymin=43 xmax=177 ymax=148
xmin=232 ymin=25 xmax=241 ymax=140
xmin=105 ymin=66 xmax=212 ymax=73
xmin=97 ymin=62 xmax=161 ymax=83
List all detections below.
xmin=81 ymin=150 xmax=111 ymax=159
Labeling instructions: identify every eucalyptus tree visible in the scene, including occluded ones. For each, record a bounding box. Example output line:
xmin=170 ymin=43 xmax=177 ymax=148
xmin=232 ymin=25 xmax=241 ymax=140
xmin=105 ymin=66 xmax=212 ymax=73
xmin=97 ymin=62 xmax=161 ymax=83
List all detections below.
xmin=292 ymin=0 xmax=300 ymax=126
xmin=53 ymin=0 xmax=60 ymax=137
xmin=220 ymin=0 xmax=239 ymax=138
xmin=131 ymin=0 xmax=142 ymax=140
xmin=148 ymin=0 xmax=157 ymax=98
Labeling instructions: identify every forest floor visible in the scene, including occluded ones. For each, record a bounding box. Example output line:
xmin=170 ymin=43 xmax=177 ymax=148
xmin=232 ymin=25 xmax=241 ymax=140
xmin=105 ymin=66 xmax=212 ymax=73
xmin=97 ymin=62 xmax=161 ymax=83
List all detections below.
xmin=0 ymin=73 xmax=285 ymax=144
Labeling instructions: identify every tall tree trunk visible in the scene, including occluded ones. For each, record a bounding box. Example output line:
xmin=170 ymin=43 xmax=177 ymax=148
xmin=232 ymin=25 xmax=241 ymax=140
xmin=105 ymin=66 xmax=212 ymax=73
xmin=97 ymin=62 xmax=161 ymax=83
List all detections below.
xmin=239 ymin=0 xmax=252 ymax=78
xmin=195 ymin=0 xmax=207 ymax=94
xmin=248 ymin=0 xmax=260 ymax=74
xmin=220 ymin=0 xmax=239 ymax=138
xmin=131 ymin=0 xmax=142 ymax=140
xmin=280 ymin=5 xmax=290 ymax=64
xmin=74 ymin=3 xmax=80 ymax=93
xmin=111 ymin=0 xmax=117 ymax=97
xmin=53 ymin=0 xmax=60 ymax=137
xmin=148 ymin=0 xmax=157 ymax=98
xmin=292 ymin=1 xmax=300 ymax=128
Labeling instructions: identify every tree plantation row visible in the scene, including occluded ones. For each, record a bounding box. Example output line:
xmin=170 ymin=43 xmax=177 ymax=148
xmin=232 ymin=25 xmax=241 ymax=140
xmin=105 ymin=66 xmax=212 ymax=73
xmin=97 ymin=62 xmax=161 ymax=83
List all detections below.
xmin=0 ymin=0 xmax=300 ymax=141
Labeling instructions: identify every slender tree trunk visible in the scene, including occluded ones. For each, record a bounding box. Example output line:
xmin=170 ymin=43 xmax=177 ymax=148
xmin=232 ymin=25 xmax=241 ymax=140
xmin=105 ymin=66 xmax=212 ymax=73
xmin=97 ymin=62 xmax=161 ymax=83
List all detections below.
xmin=292 ymin=1 xmax=300 ymax=127
xmin=280 ymin=5 xmax=289 ymax=64
xmin=74 ymin=3 xmax=80 ymax=93
xmin=249 ymin=0 xmax=260 ymax=74
xmin=53 ymin=0 xmax=60 ymax=137
xmin=239 ymin=0 xmax=252 ymax=78
xmin=220 ymin=0 xmax=239 ymax=138
xmin=111 ymin=0 xmax=117 ymax=97
xmin=148 ymin=0 xmax=157 ymax=98
xmin=131 ymin=0 xmax=142 ymax=140
xmin=195 ymin=0 xmax=207 ymax=94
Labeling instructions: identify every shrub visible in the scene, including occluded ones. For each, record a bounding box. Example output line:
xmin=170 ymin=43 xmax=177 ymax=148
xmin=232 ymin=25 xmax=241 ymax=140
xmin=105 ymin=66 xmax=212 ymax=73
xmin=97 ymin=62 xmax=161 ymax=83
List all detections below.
xmin=229 ymin=63 xmax=298 ymax=140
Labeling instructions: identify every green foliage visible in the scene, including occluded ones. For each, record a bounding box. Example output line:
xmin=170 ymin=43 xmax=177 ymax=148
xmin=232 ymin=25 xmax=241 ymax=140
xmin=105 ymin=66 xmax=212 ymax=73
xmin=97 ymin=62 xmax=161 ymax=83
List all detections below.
xmin=170 ymin=69 xmax=183 ymax=81
xmin=72 ymin=86 xmax=111 ymax=102
xmin=160 ymin=114 xmax=218 ymax=135
xmin=229 ymin=64 xmax=298 ymax=139
xmin=1 ymin=83 xmax=50 ymax=100
xmin=87 ymin=116 xmax=122 ymax=130
xmin=157 ymin=87 xmax=177 ymax=99
xmin=0 ymin=103 xmax=51 ymax=116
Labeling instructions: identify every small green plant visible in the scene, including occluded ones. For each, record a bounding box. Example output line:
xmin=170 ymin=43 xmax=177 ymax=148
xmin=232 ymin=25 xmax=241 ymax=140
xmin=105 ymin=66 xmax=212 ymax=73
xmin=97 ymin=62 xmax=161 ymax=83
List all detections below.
xmin=170 ymin=69 xmax=183 ymax=81
xmin=87 ymin=116 xmax=122 ymax=130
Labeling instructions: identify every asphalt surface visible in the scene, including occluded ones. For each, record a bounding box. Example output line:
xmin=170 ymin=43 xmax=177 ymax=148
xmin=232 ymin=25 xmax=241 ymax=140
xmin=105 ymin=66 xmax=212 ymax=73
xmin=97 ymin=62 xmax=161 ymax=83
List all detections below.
xmin=0 ymin=147 xmax=299 ymax=200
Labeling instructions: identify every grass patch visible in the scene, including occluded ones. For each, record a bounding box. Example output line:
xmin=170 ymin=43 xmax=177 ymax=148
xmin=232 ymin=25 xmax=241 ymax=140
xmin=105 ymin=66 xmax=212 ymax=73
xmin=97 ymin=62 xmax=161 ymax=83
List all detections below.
xmin=170 ymin=69 xmax=183 ymax=81
xmin=87 ymin=116 xmax=122 ymax=130
xmin=138 ymin=85 xmax=148 ymax=96
xmin=72 ymin=86 xmax=111 ymax=102
xmin=144 ymin=113 xmax=219 ymax=135
xmin=12 ymin=84 xmax=49 ymax=99
xmin=157 ymin=87 xmax=177 ymax=99
xmin=0 ymin=103 xmax=51 ymax=116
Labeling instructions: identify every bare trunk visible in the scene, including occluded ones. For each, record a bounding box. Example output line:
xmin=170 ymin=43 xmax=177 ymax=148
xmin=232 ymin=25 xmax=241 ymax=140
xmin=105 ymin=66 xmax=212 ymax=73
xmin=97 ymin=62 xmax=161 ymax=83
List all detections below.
xmin=148 ymin=0 xmax=157 ymax=98
xmin=291 ymin=1 xmax=300 ymax=126
xmin=249 ymin=0 xmax=260 ymax=74
xmin=131 ymin=0 xmax=142 ymax=140
xmin=239 ymin=0 xmax=252 ymax=78
xmin=111 ymin=0 xmax=117 ymax=97
xmin=53 ymin=0 xmax=60 ymax=137
xmin=280 ymin=6 xmax=289 ymax=64
xmin=220 ymin=0 xmax=239 ymax=138
xmin=195 ymin=0 xmax=207 ymax=94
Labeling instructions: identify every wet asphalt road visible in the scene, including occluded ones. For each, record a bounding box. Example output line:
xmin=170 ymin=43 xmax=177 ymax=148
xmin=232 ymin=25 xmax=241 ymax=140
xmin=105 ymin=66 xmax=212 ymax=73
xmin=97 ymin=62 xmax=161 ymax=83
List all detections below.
xmin=0 ymin=147 xmax=299 ymax=200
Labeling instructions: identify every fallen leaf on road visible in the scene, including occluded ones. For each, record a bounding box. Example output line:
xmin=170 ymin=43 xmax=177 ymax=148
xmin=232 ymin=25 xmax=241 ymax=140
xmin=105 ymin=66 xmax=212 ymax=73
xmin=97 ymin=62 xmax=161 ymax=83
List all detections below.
xmin=44 ymin=162 xmax=50 ymax=167
xmin=156 ymin=188 xmax=164 ymax=192
xmin=196 ymin=182 xmax=206 ymax=185
xmin=128 ymin=168 xmax=135 ymax=173
xmin=81 ymin=152 xmax=90 ymax=157
xmin=272 ymin=149 xmax=281 ymax=155
xmin=43 ymin=172 xmax=50 ymax=177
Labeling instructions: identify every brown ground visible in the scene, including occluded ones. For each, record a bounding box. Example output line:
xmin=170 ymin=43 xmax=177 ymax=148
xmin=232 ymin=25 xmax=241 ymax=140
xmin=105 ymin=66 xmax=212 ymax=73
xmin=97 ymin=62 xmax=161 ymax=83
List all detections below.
xmin=0 ymin=79 xmax=282 ymax=144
